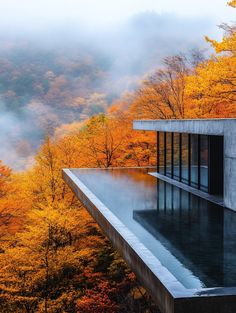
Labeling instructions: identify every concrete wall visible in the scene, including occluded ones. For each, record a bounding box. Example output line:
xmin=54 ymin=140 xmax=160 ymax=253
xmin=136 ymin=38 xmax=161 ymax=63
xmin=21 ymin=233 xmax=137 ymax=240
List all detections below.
xmin=223 ymin=120 xmax=236 ymax=210
xmin=133 ymin=119 xmax=236 ymax=211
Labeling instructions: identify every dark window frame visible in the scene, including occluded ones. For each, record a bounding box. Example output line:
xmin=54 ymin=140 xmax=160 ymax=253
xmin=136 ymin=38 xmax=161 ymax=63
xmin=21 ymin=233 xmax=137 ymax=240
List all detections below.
xmin=156 ymin=131 xmax=223 ymax=196
xmin=181 ymin=133 xmax=189 ymax=184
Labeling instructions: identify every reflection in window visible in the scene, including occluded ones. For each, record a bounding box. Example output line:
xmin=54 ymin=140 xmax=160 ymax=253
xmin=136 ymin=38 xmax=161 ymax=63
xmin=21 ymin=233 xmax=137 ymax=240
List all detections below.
xmin=191 ymin=134 xmax=199 ymax=188
xmin=157 ymin=131 xmax=210 ymax=194
xmin=159 ymin=132 xmax=165 ymax=174
xmin=157 ymin=180 xmax=166 ymax=210
xmin=166 ymin=183 xmax=173 ymax=209
xmin=166 ymin=132 xmax=172 ymax=177
xmin=181 ymin=134 xmax=189 ymax=184
xmin=200 ymin=135 xmax=208 ymax=192
xmin=173 ymin=133 xmax=180 ymax=180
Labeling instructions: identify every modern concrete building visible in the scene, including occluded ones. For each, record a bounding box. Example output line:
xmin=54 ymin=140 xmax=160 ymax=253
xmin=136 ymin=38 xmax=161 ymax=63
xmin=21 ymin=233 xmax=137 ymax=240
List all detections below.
xmin=133 ymin=118 xmax=236 ymax=211
xmin=63 ymin=119 xmax=236 ymax=313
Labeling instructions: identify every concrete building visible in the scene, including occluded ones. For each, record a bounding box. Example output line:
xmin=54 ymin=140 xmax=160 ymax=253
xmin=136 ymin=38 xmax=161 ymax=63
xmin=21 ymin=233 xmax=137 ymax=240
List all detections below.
xmin=134 ymin=118 xmax=236 ymax=211
xmin=63 ymin=119 xmax=236 ymax=313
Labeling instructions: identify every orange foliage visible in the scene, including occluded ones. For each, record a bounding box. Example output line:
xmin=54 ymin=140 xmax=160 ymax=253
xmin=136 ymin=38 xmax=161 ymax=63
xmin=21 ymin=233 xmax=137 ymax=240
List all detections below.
xmin=0 ymin=2 xmax=235 ymax=312
xmin=0 ymin=160 xmax=11 ymax=197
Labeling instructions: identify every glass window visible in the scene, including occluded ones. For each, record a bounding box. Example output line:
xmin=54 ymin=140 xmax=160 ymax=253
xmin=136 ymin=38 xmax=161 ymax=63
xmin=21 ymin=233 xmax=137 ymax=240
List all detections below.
xmin=181 ymin=134 xmax=189 ymax=184
xmin=159 ymin=132 xmax=165 ymax=174
xmin=166 ymin=132 xmax=172 ymax=177
xmin=158 ymin=132 xmax=209 ymax=193
xmin=173 ymin=133 xmax=180 ymax=180
xmin=191 ymin=134 xmax=199 ymax=188
xmin=200 ymin=135 xmax=208 ymax=192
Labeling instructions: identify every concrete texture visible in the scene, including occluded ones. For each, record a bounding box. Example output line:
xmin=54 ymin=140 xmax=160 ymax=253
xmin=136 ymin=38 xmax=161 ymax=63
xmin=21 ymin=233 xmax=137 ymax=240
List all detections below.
xmin=62 ymin=168 xmax=181 ymax=313
xmin=63 ymin=168 xmax=236 ymax=313
xmin=133 ymin=119 xmax=226 ymax=135
xmin=133 ymin=119 xmax=236 ymax=211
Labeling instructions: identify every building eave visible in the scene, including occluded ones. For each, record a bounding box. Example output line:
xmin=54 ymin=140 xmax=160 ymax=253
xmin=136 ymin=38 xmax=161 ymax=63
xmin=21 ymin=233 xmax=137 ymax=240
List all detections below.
xmin=133 ymin=119 xmax=236 ymax=136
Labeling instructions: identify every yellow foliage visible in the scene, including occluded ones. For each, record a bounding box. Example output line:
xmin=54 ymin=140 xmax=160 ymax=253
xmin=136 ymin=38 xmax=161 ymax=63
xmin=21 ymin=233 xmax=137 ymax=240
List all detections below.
xmin=228 ymin=0 xmax=236 ymax=7
xmin=0 ymin=2 xmax=235 ymax=312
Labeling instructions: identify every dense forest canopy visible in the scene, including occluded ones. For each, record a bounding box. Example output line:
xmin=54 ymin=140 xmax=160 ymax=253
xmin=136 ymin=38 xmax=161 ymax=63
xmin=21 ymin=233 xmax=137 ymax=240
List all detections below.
xmin=0 ymin=1 xmax=235 ymax=312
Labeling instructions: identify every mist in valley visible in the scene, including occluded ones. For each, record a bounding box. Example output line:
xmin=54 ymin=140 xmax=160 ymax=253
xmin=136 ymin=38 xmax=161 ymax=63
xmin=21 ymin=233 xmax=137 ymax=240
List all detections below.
xmin=0 ymin=0 xmax=231 ymax=170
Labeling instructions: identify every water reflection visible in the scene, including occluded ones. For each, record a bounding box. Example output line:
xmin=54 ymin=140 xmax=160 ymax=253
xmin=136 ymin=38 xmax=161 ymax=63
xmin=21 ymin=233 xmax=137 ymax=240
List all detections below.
xmin=134 ymin=180 xmax=236 ymax=288
xmin=74 ymin=168 xmax=236 ymax=289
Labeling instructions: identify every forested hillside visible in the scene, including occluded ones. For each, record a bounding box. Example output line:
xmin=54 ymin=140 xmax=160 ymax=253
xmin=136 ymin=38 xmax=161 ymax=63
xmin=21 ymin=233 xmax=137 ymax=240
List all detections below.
xmin=0 ymin=1 xmax=235 ymax=312
xmin=0 ymin=11 xmax=216 ymax=170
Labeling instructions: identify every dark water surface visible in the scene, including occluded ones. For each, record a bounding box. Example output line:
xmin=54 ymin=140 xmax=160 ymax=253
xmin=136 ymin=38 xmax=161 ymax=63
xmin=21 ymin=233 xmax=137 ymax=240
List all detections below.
xmin=72 ymin=167 xmax=236 ymax=289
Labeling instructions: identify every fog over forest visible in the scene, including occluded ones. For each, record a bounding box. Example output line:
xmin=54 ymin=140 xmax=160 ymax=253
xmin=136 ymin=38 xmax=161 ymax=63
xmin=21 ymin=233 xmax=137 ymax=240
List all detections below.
xmin=0 ymin=10 xmax=223 ymax=169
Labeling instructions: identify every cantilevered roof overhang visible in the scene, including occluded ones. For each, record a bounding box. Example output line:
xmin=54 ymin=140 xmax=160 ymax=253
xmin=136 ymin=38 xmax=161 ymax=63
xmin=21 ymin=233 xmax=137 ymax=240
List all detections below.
xmin=133 ymin=118 xmax=236 ymax=135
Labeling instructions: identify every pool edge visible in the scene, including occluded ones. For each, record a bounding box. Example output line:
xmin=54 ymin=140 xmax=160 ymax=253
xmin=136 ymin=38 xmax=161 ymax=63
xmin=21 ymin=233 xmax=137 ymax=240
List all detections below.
xmin=62 ymin=168 xmax=236 ymax=313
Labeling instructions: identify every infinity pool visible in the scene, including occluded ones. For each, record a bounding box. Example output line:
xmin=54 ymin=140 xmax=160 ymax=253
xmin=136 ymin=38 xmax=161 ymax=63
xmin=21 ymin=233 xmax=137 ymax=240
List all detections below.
xmin=68 ymin=167 xmax=236 ymax=290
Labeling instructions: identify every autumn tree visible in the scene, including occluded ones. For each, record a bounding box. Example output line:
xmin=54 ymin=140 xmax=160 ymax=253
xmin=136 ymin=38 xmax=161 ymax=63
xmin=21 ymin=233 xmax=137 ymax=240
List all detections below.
xmin=0 ymin=202 xmax=102 ymax=313
xmin=186 ymin=2 xmax=236 ymax=117
xmin=77 ymin=113 xmax=129 ymax=168
xmin=0 ymin=169 xmax=157 ymax=313
xmin=132 ymin=54 xmax=192 ymax=119
xmin=0 ymin=161 xmax=11 ymax=195
xmin=0 ymin=161 xmax=14 ymax=242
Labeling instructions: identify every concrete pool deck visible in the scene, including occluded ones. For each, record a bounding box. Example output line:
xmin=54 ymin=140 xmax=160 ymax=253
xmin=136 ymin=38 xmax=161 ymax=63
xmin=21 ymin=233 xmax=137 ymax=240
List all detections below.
xmin=63 ymin=167 xmax=236 ymax=313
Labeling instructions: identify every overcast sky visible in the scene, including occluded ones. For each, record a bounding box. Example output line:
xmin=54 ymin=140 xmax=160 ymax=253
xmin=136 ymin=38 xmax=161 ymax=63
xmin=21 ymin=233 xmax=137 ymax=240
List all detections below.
xmin=0 ymin=0 xmax=234 ymax=29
